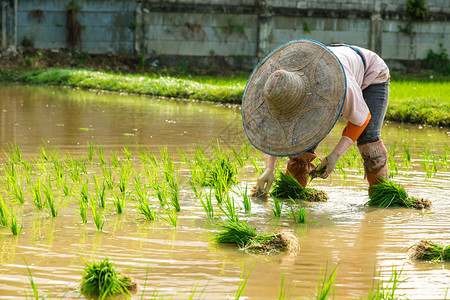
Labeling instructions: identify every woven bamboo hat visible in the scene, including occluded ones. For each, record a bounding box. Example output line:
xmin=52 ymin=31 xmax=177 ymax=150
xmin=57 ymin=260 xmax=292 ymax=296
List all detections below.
xmin=242 ymin=39 xmax=346 ymax=157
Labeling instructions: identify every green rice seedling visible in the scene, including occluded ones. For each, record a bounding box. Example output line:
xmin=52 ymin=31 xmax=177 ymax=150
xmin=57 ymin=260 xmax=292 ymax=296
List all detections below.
xmin=408 ymin=240 xmax=450 ymax=262
xmin=40 ymin=146 xmax=49 ymax=161
xmin=78 ymin=197 xmax=88 ymax=224
xmin=80 ymin=179 xmax=89 ymax=203
xmin=112 ymin=192 xmax=125 ymax=214
xmin=240 ymin=184 xmax=252 ymax=211
xmin=66 ymin=158 xmax=83 ymax=184
xmin=24 ymin=258 xmax=41 ymax=299
xmin=117 ymin=162 xmax=132 ymax=195
xmin=242 ymin=141 xmax=251 ymax=160
xmin=52 ymin=159 xmax=64 ymax=183
xmin=101 ymin=163 xmax=114 ymax=190
xmin=93 ymin=174 xmax=107 ymax=209
xmin=122 ymin=147 xmax=132 ymax=161
xmin=231 ymin=146 xmax=245 ymax=167
xmin=287 ymin=198 xmax=307 ymax=224
xmin=207 ymin=156 xmax=237 ymax=187
xmin=134 ymin=197 xmax=157 ymax=221
xmin=200 ymin=189 xmax=214 ymax=219
xmin=43 ymin=179 xmax=59 ymax=217
xmin=272 ymin=172 xmax=328 ymax=202
xmin=30 ymin=178 xmax=45 ymax=210
xmin=111 ymin=150 xmax=120 ymax=169
xmin=220 ymin=191 xmax=239 ymax=222
xmin=9 ymin=207 xmax=23 ymax=235
xmin=278 ymin=274 xmax=293 ymax=300
xmin=80 ymin=257 xmax=135 ymax=300
xmin=420 ymin=160 xmax=433 ymax=179
xmin=272 ymin=197 xmax=284 ymax=218
xmin=176 ymin=147 xmax=189 ymax=164
xmin=189 ymin=163 xmax=208 ymax=190
xmin=234 ymin=264 xmax=254 ymax=300
xmin=366 ymin=265 xmax=406 ymax=300
xmin=313 ymin=263 xmax=338 ymax=300
xmin=249 ymin=156 xmax=264 ymax=174
xmin=11 ymin=176 xmax=26 ymax=204
xmin=87 ymin=141 xmax=95 ymax=162
xmin=6 ymin=142 xmax=22 ymax=164
xmin=189 ymin=177 xmax=203 ymax=200
xmin=0 ymin=195 xmax=10 ymax=227
xmin=162 ymin=207 xmax=178 ymax=227
xmin=402 ymin=142 xmax=411 ymax=168
xmin=163 ymin=169 xmax=181 ymax=212
xmin=213 ymin=219 xmax=257 ymax=247
xmin=152 ymin=183 xmax=167 ymax=207
xmin=59 ymin=174 xmax=70 ymax=197
xmin=97 ymin=145 xmax=106 ymax=165
xmin=367 ymin=178 xmax=431 ymax=209
xmin=89 ymin=196 xmax=104 ymax=232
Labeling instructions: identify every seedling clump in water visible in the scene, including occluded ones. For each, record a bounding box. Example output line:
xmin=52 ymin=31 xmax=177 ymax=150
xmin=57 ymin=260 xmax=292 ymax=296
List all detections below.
xmin=367 ymin=178 xmax=431 ymax=209
xmin=407 ymin=240 xmax=450 ymax=262
xmin=214 ymin=219 xmax=299 ymax=255
xmin=80 ymin=257 xmax=137 ymax=299
xmin=271 ymin=172 xmax=328 ymax=202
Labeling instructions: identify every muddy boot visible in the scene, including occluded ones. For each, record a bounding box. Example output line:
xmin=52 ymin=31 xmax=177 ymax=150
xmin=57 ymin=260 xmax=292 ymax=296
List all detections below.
xmin=286 ymin=152 xmax=318 ymax=187
xmin=358 ymin=140 xmax=389 ymax=193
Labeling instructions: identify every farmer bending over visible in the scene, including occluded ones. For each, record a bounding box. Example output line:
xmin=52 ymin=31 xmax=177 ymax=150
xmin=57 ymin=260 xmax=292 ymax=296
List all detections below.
xmin=241 ymin=39 xmax=390 ymax=196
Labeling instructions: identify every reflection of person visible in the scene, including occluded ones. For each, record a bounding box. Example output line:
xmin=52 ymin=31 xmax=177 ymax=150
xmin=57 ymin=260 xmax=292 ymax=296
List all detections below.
xmin=241 ymin=39 xmax=390 ymax=196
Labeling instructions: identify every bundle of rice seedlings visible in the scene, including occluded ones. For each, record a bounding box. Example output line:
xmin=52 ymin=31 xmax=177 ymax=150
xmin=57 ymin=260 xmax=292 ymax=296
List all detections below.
xmin=213 ymin=219 xmax=299 ymax=255
xmin=270 ymin=172 xmax=328 ymax=202
xmin=206 ymin=156 xmax=237 ymax=187
xmin=80 ymin=257 xmax=137 ymax=300
xmin=367 ymin=178 xmax=431 ymax=209
xmin=407 ymin=240 xmax=450 ymax=261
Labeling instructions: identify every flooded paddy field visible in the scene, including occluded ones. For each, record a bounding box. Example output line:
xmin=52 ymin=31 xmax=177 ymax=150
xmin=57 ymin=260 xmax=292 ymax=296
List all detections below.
xmin=0 ymin=84 xmax=449 ymax=299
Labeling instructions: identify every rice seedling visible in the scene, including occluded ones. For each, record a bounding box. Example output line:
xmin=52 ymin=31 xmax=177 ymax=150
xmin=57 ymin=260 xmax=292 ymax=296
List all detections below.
xmin=234 ymin=264 xmax=254 ymax=300
xmin=220 ymin=191 xmax=239 ymax=222
xmin=176 ymin=147 xmax=189 ymax=164
xmin=313 ymin=263 xmax=338 ymax=300
xmin=249 ymin=156 xmax=264 ymax=174
xmin=189 ymin=177 xmax=203 ymax=200
xmin=278 ymin=274 xmax=293 ymax=300
xmin=408 ymin=240 xmax=450 ymax=262
xmin=366 ymin=265 xmax=406 ymax=300
xmin=213 ymin=219 xmax=257 ymax=247
xmin=164 ymin=169 xmax=181 ymax=212
xmin=271 ymin=197 xmax=284 ymax=218
xmin=97 ymin=145 xmax=106 ymax=165
xmin=80 ymin=257 xmax=136 ymax=300
xmin=66 ymin=157 xmax=84 ymax=184
xmin=151 ymin=182 xmax=167 ymax=207
xmin=367 ymin=178 xmax=431 ymax=209
xmin=24 ymin=258 xmax=41 ymax=300
xmin=231 ymin=146 xmax=245 ymax=167
xmin=89 ymin=196 xmax=105 ymax=232
xmin=420 ymin=160 xmax=433 ymax=179
xmin=87 ymin=141 xmax=95 ymax=161
xmin=162 ymin=207 xmax=178 ymax=227
xmin=287 ymin=198 xmax=307 ymax=224
xmin=59 ymin=174 xmax=70 ymax=197
xmin=78 ymin=197 xmax=88 ymax=224
xmin=93 ymin=174 xmax=107 ymax=209
xmin=242 ymin=141 xmax=251 ymax=160
xmin=111 ymin=150 xmax=120 ymax=169
xmin=122 ymin=147 xmax=132 ymax=161
xmin=117 ymin=162 xmax=132 ymax=195
xmin=133 ymin=178 xmax=157 ymax=221
xmin=112 ymin=192 xmax=125 ymax=214
xmin=272 ymin=172 xmax=328 ymax=202
xmin=6 ymin=142 xmax=22 ymax=164
xmin=11 ymin=175 xmax=26 ymax=204
xmin=199 ymin=189 xmax=214 ymax=218
xmin=402 ymin=142 xmax=411 ymax=168
xmin=9 ymin=207 xmax=23 ymax=235
xmin=80 ymin=179 xmax=89 ymax=203
xmin=30 ymin=178 xmax=45 ymax=210
xmin=0 ymin=195 xmax=10 ymax=227
xmin=43 ymin=179 xmax=59 ymax=217
xmin=240 ymin=184 xmax=251 ymax=211
xmin=101 ymin=163 xmax=114 ymax=189
xmin=207 ymin=156 xmax=237 ymax=187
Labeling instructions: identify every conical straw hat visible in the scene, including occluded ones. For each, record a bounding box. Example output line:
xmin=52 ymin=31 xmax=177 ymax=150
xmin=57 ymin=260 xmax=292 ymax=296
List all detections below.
xmin=242 ymin=39 xmax=346 ymax=157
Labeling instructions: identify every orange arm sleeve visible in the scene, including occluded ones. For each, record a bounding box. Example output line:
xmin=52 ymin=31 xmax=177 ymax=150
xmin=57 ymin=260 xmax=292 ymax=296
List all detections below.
xmin=342 ymin=113 xmax=371 ymax=142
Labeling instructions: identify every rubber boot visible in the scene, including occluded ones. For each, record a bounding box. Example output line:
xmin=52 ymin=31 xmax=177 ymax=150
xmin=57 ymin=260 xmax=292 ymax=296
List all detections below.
xmin=286 ymin=152 xmax=318 ymax=187
xmin=358 ymin=140 xmax=389 ymax=192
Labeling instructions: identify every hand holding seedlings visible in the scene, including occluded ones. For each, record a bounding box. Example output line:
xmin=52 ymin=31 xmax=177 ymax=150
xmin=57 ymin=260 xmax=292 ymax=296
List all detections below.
xmin=249 ymin=156 xmax=277 ymax=197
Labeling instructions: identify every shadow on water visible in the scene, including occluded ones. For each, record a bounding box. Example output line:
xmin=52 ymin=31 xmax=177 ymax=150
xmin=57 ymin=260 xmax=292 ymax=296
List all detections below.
xmin=0 ymin=84 xmax=449 ymax=299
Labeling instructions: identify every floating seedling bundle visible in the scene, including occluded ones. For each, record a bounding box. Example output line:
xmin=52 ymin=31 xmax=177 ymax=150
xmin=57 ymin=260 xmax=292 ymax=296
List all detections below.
xmin=80 ymin=257 xmax=137 ymax=299
xmin=213 ymin=219 xmax=299 ymax=255
xmin=270 ymin=172 xmax=328 ymax=202
xmin=407 ymin=240 xmax=450 ymax=262
xmin=367 ymin=178 xmax=431 ymax=209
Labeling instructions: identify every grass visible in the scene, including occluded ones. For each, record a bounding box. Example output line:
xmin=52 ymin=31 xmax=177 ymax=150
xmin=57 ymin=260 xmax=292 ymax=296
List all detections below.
xmin=80 ymin=257 xmax=135 ymax=300
xmin=367 ymin=178 xmax=431 ymax=209
xmin=313 ymin=263 xmax=338 ymax=300
xmin=24 ymin=258 xmax=41 ymax=299
xmin=366 ymin=266 xmax=406 ymax=300
xmin=287 ymin=198 xmax=308 ymax=224
xmin=9 ymin=207 xmax=23 ymax=235
xmin=213 ymin=219 xmax=257 ymax=248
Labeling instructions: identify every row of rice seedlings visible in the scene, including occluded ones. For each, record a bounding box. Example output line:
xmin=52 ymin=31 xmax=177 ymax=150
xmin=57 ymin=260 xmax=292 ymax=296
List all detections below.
xmin=367 ymin=178 xmax=431 ymax=209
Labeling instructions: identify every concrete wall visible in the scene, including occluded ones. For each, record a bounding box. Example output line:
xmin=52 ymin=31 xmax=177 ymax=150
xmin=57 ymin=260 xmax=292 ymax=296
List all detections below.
xmin=15 ymin=0 xmax=136 ymax=54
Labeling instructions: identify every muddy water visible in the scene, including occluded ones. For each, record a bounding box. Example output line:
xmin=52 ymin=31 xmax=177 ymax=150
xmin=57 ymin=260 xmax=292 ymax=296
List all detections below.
xmin=0 ymin=84 xmax=449 ymax=299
